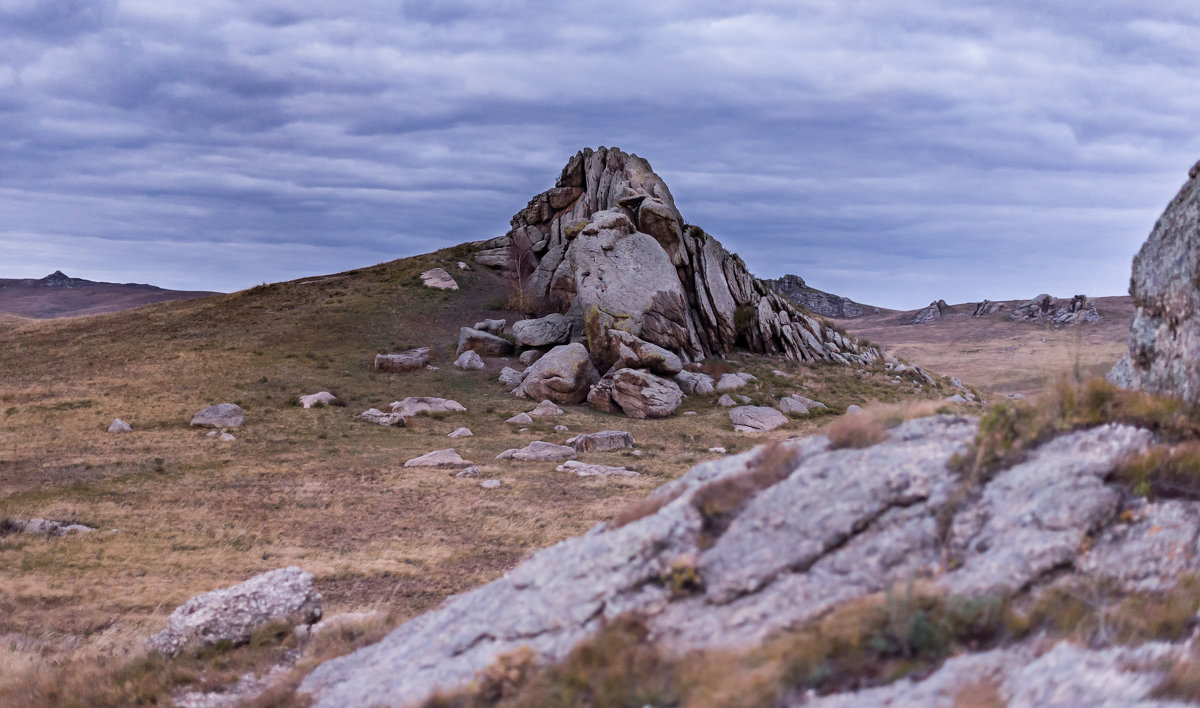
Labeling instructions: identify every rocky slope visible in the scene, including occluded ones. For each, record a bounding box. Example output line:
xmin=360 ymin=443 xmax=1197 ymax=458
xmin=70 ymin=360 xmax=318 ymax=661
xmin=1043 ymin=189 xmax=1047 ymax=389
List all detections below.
xmin=763 ymin=274 xmax=868 ymax=319
xmin=472 ymin=147 xmax=883 ymax=368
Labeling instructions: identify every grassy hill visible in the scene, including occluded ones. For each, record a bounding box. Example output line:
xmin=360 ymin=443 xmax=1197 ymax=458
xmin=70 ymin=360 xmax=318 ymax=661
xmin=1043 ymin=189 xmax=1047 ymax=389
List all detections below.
xmin=0 ymin=246 xmax=955 ymax=704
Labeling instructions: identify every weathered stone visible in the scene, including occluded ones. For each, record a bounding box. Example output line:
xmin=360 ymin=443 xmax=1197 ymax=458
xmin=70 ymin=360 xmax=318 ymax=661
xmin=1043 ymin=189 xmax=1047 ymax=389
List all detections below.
xmin=519 ymin=349 xmax=542 ymax=366
xmin=374 ymin=348 xmax=430 ymax=373
xmin=717 ymin=394 xmax=736 ymax=407
xmin=456 ymin=327 xmax=514 ymax=357
xmin=447 ymin=427 xmax=473 ymax=439
xmin=570 ymin=430 xmax=635 ymax=453
xmin=499 ymin=366 xmax=526 ymax=388
xmin=505 ymin=412 xmax=534 ymax=424
xmin=512 ymin=314 xmax=573 ymax=348
xmin=529 ymin=400 xmax=564 ymax=417
xmin=473 ymin=318 xmax=506 ymax=334
xmin=764 ymin=274 xmax=864 ymax=318
xmin=515 ymin=343 xmax=598 ymax=404
xmin=944 ymin=394 xmax=968 ymax=403
xmin=299 ymin=392 xmax=338 ymax=409
xmin=7 ymin=518 xmax=95 ymax=536
xmin=457 ymin=261 xmax=471 ymax=271
xmin=557 ymin=460 xmax=638 ymax=477
xmin=597 ymin=368 xmax=683 ymax=419
xmin=219 ymin=431 xmax=236 ymax=442
xmin=605 ymin=329 xmax=683 ymax=376
xmin=910 ymin=299 xmax=948 ymax=324
xmin=390 ymin=397 xmax=466 ymax=419
xmin=479 ymin=479 xmax=502 ymax=489
xmin=453 ymin=350 xmax=486 ymax=370
xmin=496 ymin=441 xmax=576 ymax=462
xmin=845 ymin=404 xmax=863 ymax=415
xmin=190 ymin=403 xmax=244 ymax=428
xmin=674 ymin=370 xmax=715 ymax=395
xmin=356 ymin=408 xmax=405 ymax=427
xmin=971 ymin=299 xmax=1007 ymax=317
xmin=107 ymin=418 xmax=132 ymax=433
xmin=715 ymin=373 xmax=752 ymax=392
xmin=454 ymin=466 xmax=480 ymax=478
xmin=404 ymin=449 xmax=473 ymax=469
xmin=150 ymin=567 xmax=322 ymax=656
xmin=1010 ymin=293 xmax=1101 ymax=324
xmin=779 ymin=396 xmax=815 ymax=415
xmin=420 ymin=267 xmax=458 ymax=290
xmin=729 ymin=405 xmax=787 ymax=433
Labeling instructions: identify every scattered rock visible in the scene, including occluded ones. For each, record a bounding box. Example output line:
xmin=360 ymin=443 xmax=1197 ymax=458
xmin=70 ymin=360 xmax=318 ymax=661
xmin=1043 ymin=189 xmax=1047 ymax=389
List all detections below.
xmin=496 ymin=441 xmax=577 ymax=462
xmin=506 ymin=412 xmax=534 ymax=424
xmin=299 ymin=392 xmax=338 ymax=409
xmin=515 ymin=343 xmax=598 ymax=404
xmin=453 ymin=350 xmax=486 ymax=370
xmin=779 ymin=396 xmax=816 ymax=415
xmin=457 ymin=261 xmax=471 ymax=271
xmin=708 ymin=447 xmax=727 ymax=454
xmin=455 ymin=466 xmax=480 ymax=478
xmin=944 ymin=394 xmax=968 ymax=403
xmin=150 ymin=567 xmax=322 ymax=656
xmin=356 ymin=408 xmax=405 ymax=427
xmin=970 ymin=299 xmax=1007 ymax=317
xmin=717 ymin=394 xmax=736 ymax=407
xmin=390 ymin=397 xmax=466 ymax=419
xmin=735 ymin=395 xmax=751 ymax=404
xmin=519 ymin=350 xmax=542 ymax=366
xmin=512 ymin=313 xmax=573 ymax=348
xmin=447 ymin=427 xmax=473 ymax=439
xmin=674 ymin=370 xmax=715 ymax=395
xmin=771 ymin=370 xmax=789 ymax=377
xmin=845 ymin=404 xmax=863 ymax=415
xmin=1010 ymin=293 xmax=1101 ymax=325
xmin=219 ymin=431 xmax=236 ymax=442
xmin=5 ymin=518 xmax=95 ymax=536
xmin=910 ymin=299 xmax=949 ymax=324
xmin=587 ymin=368 xmax=683 ymax=419
xmin=570 ymin=430 xmax=635 ymax=453
xmin=1007 ymin=393 xmax=1026 ymax=399
xmin=190 ymin=403 xmax=244 ymax=428
xmin=479 ymin=479 xmax=502 ymax=489
xmin=715 ymin=373 xmax=753 ymax=392
xmin=456 ymin=327 xmax=514 ymax=357
xmin=107 ymin=418 xmax=132 ymax=433
xmin=420 ymin=267 xmax=458 ymax=290
xmin=473 ymin=319 xmax=506 ymax=334
xmin=499 ymin=366 xmax=527 ymax=388
xmin=374 ymin=348 xmax=430 ymax=373
xmin=557 ymin=460 xmax=638 ymax=477
xmin=404 ymin=449 xmax=473 ymax=469
xmin=529 ymin=400 xmax=564 ymax=417
xmin=949 ymin=377 xmax=965 ymax=389
xmin=729 ymin=405 xmax=788 ymax=433
xmin=554 ymin=424 xmax=568 ymax=432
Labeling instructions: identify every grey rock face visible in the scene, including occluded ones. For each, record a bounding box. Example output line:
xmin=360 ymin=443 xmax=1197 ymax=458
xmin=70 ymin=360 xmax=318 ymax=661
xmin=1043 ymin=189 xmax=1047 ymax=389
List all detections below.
xmin=456 ymin=327 xmax=514 ymax=357
xmin=765 ymin=273 xmax=864 ymax=318
xmin=1112 ymin=161 xmax=1200 ymax=404
xmin=1010 ymin=293 xmax=1101 ymax=324
xmin=473 ymin=318 xmax=506 ymax=334
xmin=496 ymin=441 xmax=577 ymax=462
xmin=715 ymin=372 xmax=752 ymax=392
xmin=453 ymin=350 xmax=485 ymax=370
xmin=498 ymin=366 xmax=526 ymax=388
xmin=518 ymin=349 xmax=542 ymax=366
xmin=373 ymin=347 xmax=430 ymax=373
xmin=674 ymin=370 xmax=715 ymax=395
xmin=512 ymin=313 xmax=573 ymax=347
xmin=516 ymin=343 xmax=598 ymax=404
xmin=570 ymin=430 xmax=635 ymax=453
xmin=588 ymin=368 xmax=683 ymax=419
xmin=729 ymin=405 xmax=787 ymax=433
xmin=190 ymin=403 xmax=244 ymax=428
xmin=150 ymin=567 xmax=322 ymax=656
xmin=910 ymin=299 xmax=949 ymax=324
xmin=107 ymin=418 xmax=132 ymax=433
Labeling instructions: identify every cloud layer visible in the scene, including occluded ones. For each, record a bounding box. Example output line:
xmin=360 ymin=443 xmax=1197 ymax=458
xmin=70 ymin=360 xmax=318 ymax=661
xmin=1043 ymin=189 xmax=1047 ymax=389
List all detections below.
xmin=3 ymin=1 xmax=1199 ymax=308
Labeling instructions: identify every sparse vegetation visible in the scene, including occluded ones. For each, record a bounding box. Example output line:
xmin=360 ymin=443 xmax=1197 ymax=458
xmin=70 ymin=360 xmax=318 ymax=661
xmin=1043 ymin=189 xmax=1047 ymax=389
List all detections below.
xmin=691 ymin=442 xmax=805 ymax=547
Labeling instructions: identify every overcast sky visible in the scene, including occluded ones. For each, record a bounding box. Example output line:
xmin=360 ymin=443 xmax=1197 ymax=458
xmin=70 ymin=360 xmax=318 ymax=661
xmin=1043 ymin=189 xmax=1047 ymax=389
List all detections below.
xmin=3 ymin=1 xmax=1198 ymax=309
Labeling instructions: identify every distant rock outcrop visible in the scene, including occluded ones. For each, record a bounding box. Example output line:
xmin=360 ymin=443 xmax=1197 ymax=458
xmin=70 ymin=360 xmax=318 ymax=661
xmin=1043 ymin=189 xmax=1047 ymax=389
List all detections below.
xmin=910 ymin=299 xmax=949 ymax=324
xmin=1111 ymin=160 xmax=1200 ymax=403
xmin=764 ymin=274 xmax=865 ymax=318
xmin=1010 ymin=293 xmax=1101 ymax=324
xmin=970 ymin=299 xmax=1007 ymax=317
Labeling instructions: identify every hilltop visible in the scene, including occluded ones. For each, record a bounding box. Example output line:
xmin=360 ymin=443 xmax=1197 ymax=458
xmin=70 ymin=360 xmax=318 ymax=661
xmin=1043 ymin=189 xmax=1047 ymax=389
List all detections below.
xmin=0 ymin=270 xmax=218 ymax=319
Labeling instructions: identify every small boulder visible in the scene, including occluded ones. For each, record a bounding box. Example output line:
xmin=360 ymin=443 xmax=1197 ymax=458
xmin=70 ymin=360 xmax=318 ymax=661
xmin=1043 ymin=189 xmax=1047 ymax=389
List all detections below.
xmin=390 ymin=397 xmax=466 ymax=419
xmin=474 ymin=319 xmax=506 ymax=334
xmin=149 ymin=567 xmax=322 ymax=656
xmin=447 ymin=427 xmax=473 ymax=439
xmin=944 ymin=394 xmax=969 ymax=403
xmin=219 ymin=431 xmax=236 ymax=442
xmin=589 ymin=368 xmax=683 ymax=419
xmin=519 ymin=350 xmax=543 ymax=366
xmin=715 ymin=373 xmax=752 ymax=392
xmin=107 ymin=418 xmax=132 ymax=434
xmin=529 ymin=400 xmax=564 ymax=417
xmin=479 ymin=479 xmax=502 ymax=489
xmin=780 ymin=395 xmax=827 ymax=415
xmin=299 ymin=392 xmax=338 ymax=409
xmin=516 ymin=343 xmax=598 ymax=404
xmin=512 ymin=313 xmax=573 ymax=348
xmin=605 ymin=329 xmax=683 ymax=376
xmin=420 ymin=267 xmax=458 ymax=290
xmin=457 ymin=261 xmax=471 ymax=271
xmin=374 ymin=348 xmax=430 ymax=373
xmin=496 ymin=441 xmax=577 ymax=462
xmin=846 ymin=404 xmax=863 ymax=415
xmin=674 ymin=370 xmax=715 ymax=395
xmin=8 ymin=518 xmax=95 ymax=536
xmin=506 ymin=412 xmax=534 ymax=424
xmin=453 ymin=350 xmax=486 ymax=370
xmin=455 ymin=466 xmax=480 ymax=478
xmin=708 ymin=446 xmax=727 ymax=454
xmin=554 ymin=424 xmax=569 ymax=432
xmin=191 ymin=403 xmax=244 ymax=428
xmin=717 ymin=394 xmax=737 ymax=407
xmin=499 ymin=366 xmax=527 ymax=388
xmin=570 ymin=430 xmax=635 ymax=453
xmin=357 ymin=408 xmax=405 ymax=426
xmin=404 ymin=449 xmax=474 ymax=468
xmin=730 ymin=405 xmax=788 ymax=433
xmin=456 ymin=327 xmax=514 ymax=357
xmin=557 ymin=460 xmax=638 ymax=477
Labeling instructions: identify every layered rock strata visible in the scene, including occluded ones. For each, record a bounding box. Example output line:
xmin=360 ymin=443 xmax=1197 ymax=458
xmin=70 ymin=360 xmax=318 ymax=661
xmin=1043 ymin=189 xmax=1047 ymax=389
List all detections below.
xmin=764 ymin=273 xmax=865 ymax=318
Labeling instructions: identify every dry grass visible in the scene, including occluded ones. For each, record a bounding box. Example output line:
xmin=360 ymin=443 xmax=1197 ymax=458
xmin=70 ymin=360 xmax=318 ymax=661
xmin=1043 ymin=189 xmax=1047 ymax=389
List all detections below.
xmin=823 ymin=415 xmax=888 ymax=450
xmin=691 ymin=442 xmax=806 ymax=547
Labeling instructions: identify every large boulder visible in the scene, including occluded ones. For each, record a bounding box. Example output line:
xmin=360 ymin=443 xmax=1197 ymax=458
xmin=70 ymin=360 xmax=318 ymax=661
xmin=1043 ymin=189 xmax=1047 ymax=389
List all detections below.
xmin=453 ymin=350 xmax=486 ymax=370
xmin=374 ymin=348 xmax=430 ymax=373
xmin=420 ymin=267 xmax=458 ymax=290
xmin=605 ymin=329 xmax=683 ymax=376
xmin=404 ymin=449 xmax=473 ymax=469
xmin=150 ymin=567 xmax=322 ymax=656
xmin=910 ymin=300 xmax=948 ymax=324
xmin=674 ymin=370 xmax=715 ymax=395
xmin=389 ymin=397 xmax=466 ymax=419
xmin=496 ymin=441 xmax=577 ymax=462
xmin=456 ymin=327 xmax=514 ymax=357
xmin=588 ymin=368 xmax=683 ymax=419
xmin=1112 ymin=161 xmax=1200 ymax=403
xmin=729 ymin=405 xmax=788 ymax=433
xmin=515 ymin=343 xmax=598 ymax=404
xmin=569 ymin=429 xmax=635 ymax=453
xmin=512 ymin=313 xmax=573 ymax=348
xmin=190 ymin=403 xmax=244 ymax=428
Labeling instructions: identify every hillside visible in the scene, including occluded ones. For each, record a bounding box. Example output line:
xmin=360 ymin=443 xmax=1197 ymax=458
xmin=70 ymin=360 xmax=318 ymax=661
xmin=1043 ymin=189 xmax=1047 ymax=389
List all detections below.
xmin=0 ymin=271 xmax=218 ymax=319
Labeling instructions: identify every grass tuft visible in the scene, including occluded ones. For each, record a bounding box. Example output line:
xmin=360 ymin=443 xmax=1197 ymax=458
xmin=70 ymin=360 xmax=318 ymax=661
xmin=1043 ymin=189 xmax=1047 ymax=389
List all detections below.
xmin=691 ymin=442 xmax=804 ymax=547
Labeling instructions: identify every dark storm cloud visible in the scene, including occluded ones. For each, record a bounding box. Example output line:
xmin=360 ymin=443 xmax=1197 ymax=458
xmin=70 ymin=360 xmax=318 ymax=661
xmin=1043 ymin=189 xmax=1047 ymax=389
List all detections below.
xmin=1 ymin=0 xmax=1199 ymax=307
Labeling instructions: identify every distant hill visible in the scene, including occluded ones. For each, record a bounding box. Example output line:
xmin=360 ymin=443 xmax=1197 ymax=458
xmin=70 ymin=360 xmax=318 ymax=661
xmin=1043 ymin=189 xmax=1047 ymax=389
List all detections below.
xmin=763 ymin=273 xmax=878 ymax=318
xmin=0 ymin=271 xmax=218 ymax=319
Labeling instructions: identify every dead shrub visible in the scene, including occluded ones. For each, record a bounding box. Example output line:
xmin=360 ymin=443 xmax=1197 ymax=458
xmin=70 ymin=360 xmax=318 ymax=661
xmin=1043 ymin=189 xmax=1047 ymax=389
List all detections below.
xmin=1113 ymin=441 xmax=1200 ymax=500
xmin=692 ymin=442 xmax=805 ymax=547
xmin=609 ymin=487 xmax=686 ymax=529
xmin=823 ymin=416 xmax=887 ymax=450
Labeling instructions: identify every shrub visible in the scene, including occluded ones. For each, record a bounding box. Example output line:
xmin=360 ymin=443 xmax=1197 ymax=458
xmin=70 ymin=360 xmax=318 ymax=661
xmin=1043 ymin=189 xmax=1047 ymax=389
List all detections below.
xmin=1113 ymin=442 xmax=1200 ymax=499
xmin=823 ymin=416 xmax=887 ymax=450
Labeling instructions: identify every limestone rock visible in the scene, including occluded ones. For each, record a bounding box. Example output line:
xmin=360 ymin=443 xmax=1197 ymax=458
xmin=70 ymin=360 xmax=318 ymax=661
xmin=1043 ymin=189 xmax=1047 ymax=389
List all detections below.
xmin=107 ymin=418 xmax=132 ymax=433
xmin=473 ymin=318 xmax=506 ymax=334
xmin=420 ymin=267 xmax=458 ymax=290
xmin=512 ymin=314 xmax=573 ymax=348
xmin=453 ymin=350 xmax=486 ymax=370
xmin=374 ymin=348 xmax=430 ymax=373
xmin=496 ymin=441 xmax=577 ymax=462
xmin=190 ymin=403 xmax=244 ymax=428
xmin=499 ymin=366 xmax=527 ymax=388
xmin=910 ymin=299 xmax=948 ymax=324
xmin=404 ymin=449 xmax=474 ymax=469
xmin=529 ymin=400 xmax=564 ymax=417
xmin=299 ymin=392 xmax=338 ymax=409
xmin=389 ymin=397 xmax=466 ymax=419
xmin=515 ymin=343 xmax=598 ymax=404
xmin=729 ymin=405 xmax=787 ymax=433
xmin=447 ymin=427 xmax=473 ymax=439
xmin=570 ymin=430 xmax=635 ymax=453
xmin=456 ymin=327 xmax=514 ymax=357
xmin=1111 ymin=162 xmax=1200 ymax=404
xmin=589 ymin=368 xmax=683 ymax=419
xmin=674 ymin=370 xmax=715 ymax=395
xmin=557 ymin=460 xmax=638 ymax=477
xmin=150 ymin=567 xmax=322 ymax=656
xmin=604 ymin=329 xmax=683 ymax=376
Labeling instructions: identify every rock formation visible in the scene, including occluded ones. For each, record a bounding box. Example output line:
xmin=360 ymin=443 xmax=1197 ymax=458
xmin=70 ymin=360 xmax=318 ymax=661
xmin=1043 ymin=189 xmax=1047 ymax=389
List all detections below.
xmin=970 ymin=299 xmax=1006 ymax=317
xmin=190 ymin=403 xmax=244 ymax=428
xmin=1111 ymin=160 xmax=1200 ymax=404
xmin=910 ymin=299 xmax=949 ymax=324
xmin=474 ymin=147 xmax=885 ymax=368
xmin=1009 ymin=293 xmax=1101 ymax=324
xmin=764 ymin=273 xmax=865 ymax=318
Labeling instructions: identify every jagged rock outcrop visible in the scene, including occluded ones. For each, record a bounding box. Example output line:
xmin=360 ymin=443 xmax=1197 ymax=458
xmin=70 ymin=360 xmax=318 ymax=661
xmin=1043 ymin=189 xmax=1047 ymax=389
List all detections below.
xmin=970 ymin=299 xmax=1007 ymax=317
xmin=1010 ymin=293 xmax=1101 ymax=324
xmin=1110 ymin=160 xmax=1200 ymax=404
xmin=477 ymin=147 xmax=884 ymax=368
xmin=764 ymin=273 xmax=865 ymax=318
xmin=299 ymin=418 xmax=1178 ymax=706
xmin=910 ymin=299 xmax=949 ymax=324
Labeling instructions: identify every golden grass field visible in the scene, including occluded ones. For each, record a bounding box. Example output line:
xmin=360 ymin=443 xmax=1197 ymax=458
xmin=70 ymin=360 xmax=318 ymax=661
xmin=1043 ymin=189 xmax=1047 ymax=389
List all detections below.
xmin=0 ymin=248 xmax=960 ymax=704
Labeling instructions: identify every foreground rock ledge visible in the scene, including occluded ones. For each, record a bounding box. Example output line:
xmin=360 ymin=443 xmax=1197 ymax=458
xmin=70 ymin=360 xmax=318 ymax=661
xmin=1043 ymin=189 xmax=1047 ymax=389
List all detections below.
xmin=299 ymin=417 xmax=1171 ymax=706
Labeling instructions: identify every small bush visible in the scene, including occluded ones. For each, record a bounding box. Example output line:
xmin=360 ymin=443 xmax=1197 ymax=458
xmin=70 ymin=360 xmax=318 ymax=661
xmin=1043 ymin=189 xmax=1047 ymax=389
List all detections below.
xmin=1113 ymin=442 xmax=1200 ymax=499
xmin=824 ymin=416 xmax=887 ymax=450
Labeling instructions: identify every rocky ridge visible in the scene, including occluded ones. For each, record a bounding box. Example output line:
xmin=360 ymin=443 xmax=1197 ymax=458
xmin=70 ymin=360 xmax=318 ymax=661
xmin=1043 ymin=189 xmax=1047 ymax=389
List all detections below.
xmin=764 ymin=274 xmax=867 ymax=319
